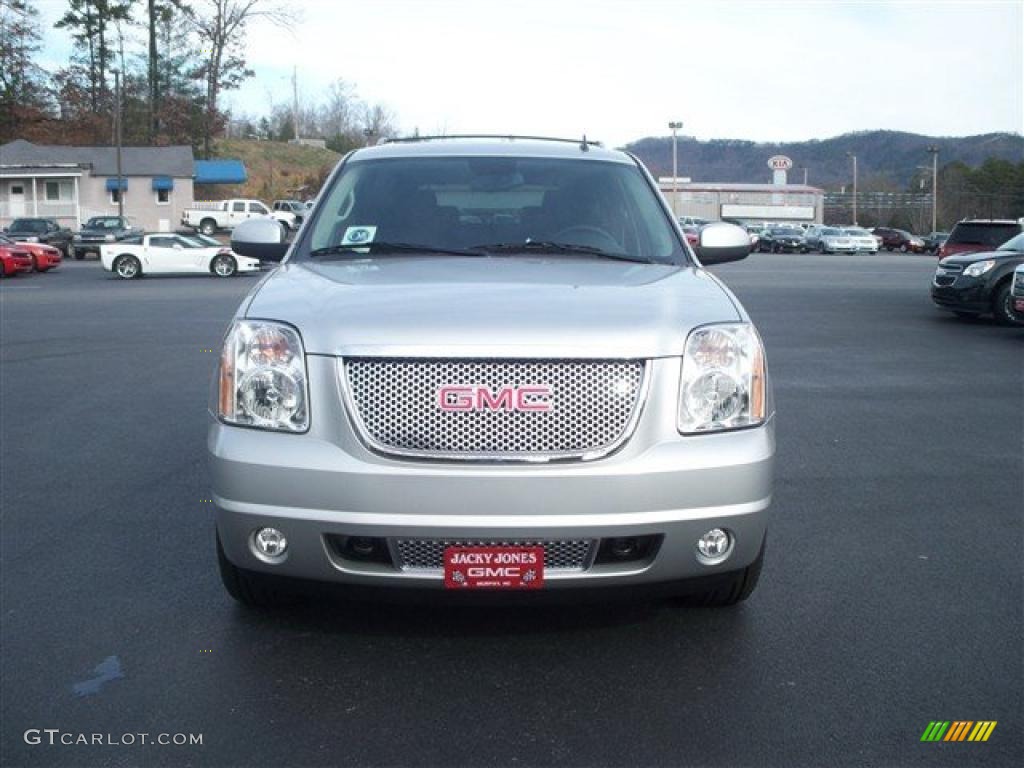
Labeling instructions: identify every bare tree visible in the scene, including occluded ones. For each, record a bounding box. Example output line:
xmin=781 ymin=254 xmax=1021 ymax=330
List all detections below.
xmin=186 ymin=0 xmax=295 ymax=156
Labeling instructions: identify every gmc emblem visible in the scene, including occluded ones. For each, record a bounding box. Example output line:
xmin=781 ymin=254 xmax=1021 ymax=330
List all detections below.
xmin=437 ymin=385 xmax=554 ymax=413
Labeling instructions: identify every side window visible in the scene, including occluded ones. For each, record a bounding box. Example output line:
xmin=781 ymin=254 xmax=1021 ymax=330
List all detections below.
xmin=149 ymin=237 xmax=175 ymax=248
xmin=232 ymin=202 xmax=246 ymax=213
xmin=250 ymin=203 xmax=268 ymax=215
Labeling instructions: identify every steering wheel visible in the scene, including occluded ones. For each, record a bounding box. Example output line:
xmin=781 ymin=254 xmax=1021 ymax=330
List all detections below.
xmin=551 ymin=225 xmax=621 ymax=252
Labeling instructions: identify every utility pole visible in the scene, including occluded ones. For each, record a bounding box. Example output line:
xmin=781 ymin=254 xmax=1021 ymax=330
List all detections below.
xmin=668 ymin=120 xmax=683 ymax=216
xmin=292 ymin=65 xmax=300 ymax=141
xmin=847 ymin=152 xmax=858 ymax=225
xmin=927 ymin=145 xmax=939 ymax=232
xmin=800 ymin=166 xmax=808 ymax=186
xmin=113 ymin=68 xmax=124 ymax=220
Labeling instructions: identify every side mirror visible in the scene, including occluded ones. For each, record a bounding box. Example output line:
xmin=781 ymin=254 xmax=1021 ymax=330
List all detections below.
xmin=693 ymin=222 xmax=750 ymax=265
xmin=231 ymin=217 xmax=288 ymax=262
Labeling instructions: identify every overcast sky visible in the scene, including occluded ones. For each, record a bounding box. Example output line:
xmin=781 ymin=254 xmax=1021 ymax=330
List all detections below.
xmin=35 ymin=0 xmax=1024 ymax=146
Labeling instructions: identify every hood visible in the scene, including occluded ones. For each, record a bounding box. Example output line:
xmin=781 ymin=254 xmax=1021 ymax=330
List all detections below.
xmin=244 ymin=256 xmax=741 ymax=359
xmin=940 ymin=248 xmax=1024 ymax=267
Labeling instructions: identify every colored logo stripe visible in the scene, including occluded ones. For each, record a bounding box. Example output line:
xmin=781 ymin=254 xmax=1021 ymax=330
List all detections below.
xmin=920 ymin=721 xmax=996 ymax=742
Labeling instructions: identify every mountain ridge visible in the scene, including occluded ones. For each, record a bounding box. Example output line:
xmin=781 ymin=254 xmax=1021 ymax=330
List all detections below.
xmin=623 ymin=130 xmax=1023 ymax=190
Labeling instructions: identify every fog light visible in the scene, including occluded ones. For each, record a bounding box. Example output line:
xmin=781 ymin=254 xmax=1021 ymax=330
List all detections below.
xmin=696 ymin=528 xmax=732 ymax=562
xmin=254 ymin=527 xmax=288 ymax=559
xmin=609 ymin=538 xmax=638 ymax=558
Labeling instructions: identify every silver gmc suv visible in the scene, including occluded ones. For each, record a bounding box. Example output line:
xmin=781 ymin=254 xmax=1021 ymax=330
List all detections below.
xmin=214 ymin=136 xmax=774 ymax=608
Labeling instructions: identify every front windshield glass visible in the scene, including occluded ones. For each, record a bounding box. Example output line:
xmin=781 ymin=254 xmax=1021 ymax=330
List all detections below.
xmin=771 ymin=227 xmax=802 ymax=236
xmin=997 ymin=232 xmax=1024 ymax=251
xmin=305 ymin=156 xmax=684 ymax=264
xmin=821 ymin=228 xmax=841 ymax=236
xmin=11 ymin=219 xmax=46 ymax=233
xmin=843 ymin=228 xmax=870 ymax=236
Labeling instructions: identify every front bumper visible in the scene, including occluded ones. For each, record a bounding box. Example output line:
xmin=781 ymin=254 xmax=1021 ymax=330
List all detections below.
xmin=931 ymin=275 xmax=989 ymax=313
xmin=210 ymin=357 xmax=774 ymax=592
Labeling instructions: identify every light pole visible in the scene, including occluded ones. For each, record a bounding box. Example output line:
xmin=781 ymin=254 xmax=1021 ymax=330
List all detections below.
xmin=668 ymin=120 xmax=682 ymax=216
xmin=846 ymin=151 xmax=857 ymax=225
xmin=799 ymin=165 xmax=808 ymax=186
xmin=927 ymin=145 xmax=939 ymax=232
xmin=112 ymin=68 xmax=124 ymax=220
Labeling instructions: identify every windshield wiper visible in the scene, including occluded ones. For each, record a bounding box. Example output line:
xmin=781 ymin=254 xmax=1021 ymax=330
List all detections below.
xmin=310 ymin=242 xmax=484 ymax=258
xmin=470 ymin=241 xmax=653 ymax=264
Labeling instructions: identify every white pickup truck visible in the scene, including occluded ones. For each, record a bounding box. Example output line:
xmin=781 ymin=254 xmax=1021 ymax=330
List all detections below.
xmin=181 ymin=199 xmax=296 ymax=236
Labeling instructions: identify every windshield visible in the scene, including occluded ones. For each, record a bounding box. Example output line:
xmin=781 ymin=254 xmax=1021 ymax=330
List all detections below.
xmin=86 ymin=217 xmax=121 ymax=229
xmin=948 ymin=222 xmax=1019 ymax=247
xmin=10 ymin=219 xmax=46 ymax=233
xmin=304 ymin=155 xmax=685 ymax=264
xmin=843 ymin=228 xmax=870 ymax=236
xmin=187 ymin=233 xmax=221 ymax=247
xmin=821 ymin=228 xmax=841 ymax=236
xmin=997 ymin=232 xmax=1024 ymax=251
xmin=771 ymin=228 xmax=802 ymax=236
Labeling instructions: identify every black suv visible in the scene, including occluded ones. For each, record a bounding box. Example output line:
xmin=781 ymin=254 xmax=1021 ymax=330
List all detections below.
xmin=3 ymin=218 xmax=73 ymax=256
xmin=938 ymin=219 xmax=1023 ymax=260
xmin=931 ymin=231 xmax=1024 ymax=325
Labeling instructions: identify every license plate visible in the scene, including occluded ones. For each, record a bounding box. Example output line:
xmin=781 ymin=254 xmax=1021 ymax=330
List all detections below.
xmin=443 ymin=546 xmax=544 ymax=590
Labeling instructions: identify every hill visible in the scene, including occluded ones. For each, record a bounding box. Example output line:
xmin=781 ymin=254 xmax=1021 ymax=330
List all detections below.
xmin=624 ymin=130 xmax=1024 ymax=190
xmin=200 ymin=139 xmax=342 ymax=201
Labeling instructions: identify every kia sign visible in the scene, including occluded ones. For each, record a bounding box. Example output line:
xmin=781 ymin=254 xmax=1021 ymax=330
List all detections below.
xmin=767 ymin=155 xmax=793 ymax=171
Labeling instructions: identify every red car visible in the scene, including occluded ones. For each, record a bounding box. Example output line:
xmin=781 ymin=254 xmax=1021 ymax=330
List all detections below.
xmin=938 ymin=219 xmax=1023 ymax=260
xmin=0 ymin=243 xmax=34 ymax=277
xmin=0 ymin=234 xmax=62 ymax=271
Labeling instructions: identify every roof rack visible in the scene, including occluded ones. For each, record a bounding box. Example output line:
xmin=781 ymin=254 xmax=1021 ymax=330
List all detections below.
xmin=380 ymin=134 xmax=604 ymax=150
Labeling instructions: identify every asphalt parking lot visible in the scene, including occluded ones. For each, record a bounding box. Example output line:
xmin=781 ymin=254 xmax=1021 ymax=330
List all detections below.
xmin=1 ymin=253 xmax=1021 ymax=768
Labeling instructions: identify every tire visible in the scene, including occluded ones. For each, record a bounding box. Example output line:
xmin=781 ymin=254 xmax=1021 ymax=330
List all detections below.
xmin=211 ymin=253 xmax=237 ymax=277
xmin=113 ymin=254 xmax=141 ymax=279
xmin=992 ymin=282 xmax=1024 ymax=326
xmin=819 ymin=242 xmax=827 ymax=254
xmin=71 ymin=246 xmax=83 ymax=261
xmin=217 ymin=533 xmax=298 ymax=609
xmin=679 ymin=538 xmax=765 ymax=608
xmin=280 ymin=222 xmax=290 ymax=240
xmin=31 ymin=256 xmax=40 ymax=272
xmin=899 ymin=243 xmax=908 ymax=253
xmin=199 ymin=218 xmax=217 ymax=237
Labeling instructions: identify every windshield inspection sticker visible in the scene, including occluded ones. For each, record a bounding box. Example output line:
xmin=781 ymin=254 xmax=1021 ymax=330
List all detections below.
xmin=341 ymin=226 xmax=377 ymax=246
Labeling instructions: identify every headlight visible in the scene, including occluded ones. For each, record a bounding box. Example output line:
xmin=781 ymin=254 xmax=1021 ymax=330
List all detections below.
xmin=963 ymin=259 xmax=996 ymax=277
xmin=73 ymin=234 xmax=82 ymax=241
xmin=679 ymin=323 xmax=767 ymax=434
xmin=218 ymin=320 xmax=308 ymax=432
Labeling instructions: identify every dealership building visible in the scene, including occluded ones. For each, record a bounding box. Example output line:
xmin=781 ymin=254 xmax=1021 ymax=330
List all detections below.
xmin=657 ymin=156 xmax=825 ymax=225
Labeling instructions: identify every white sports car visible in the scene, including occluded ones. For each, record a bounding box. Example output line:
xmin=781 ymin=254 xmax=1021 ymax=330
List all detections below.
xmin=100 ymin=233 xmax=261 ymax=279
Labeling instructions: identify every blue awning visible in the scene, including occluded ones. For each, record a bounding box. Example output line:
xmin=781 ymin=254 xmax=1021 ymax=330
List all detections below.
xmin=105 ymin=177 xmax=128 ymax=191
xmin=152 ymin=176 xmax=174 ymax=191
xmin=194 ymin=159 xmax=247 ymax=185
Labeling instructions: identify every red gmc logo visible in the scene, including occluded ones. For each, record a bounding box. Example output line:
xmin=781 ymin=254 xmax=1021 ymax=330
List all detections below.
xmin=437 ymin=385 xmax=554 ymax=412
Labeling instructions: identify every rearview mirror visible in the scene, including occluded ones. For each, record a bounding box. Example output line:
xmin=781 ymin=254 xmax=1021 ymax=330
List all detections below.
xmin=231 ymin=217 xmax=289 ymax=262
xmin=692 ymin=222 xmax=750 ymax=265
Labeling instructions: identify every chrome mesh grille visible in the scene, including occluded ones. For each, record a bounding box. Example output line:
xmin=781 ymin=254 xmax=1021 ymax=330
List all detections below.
xmin=342 ymin=359 xmax=645 ymax=459
xmin=394 ymin=539 xmax=594 ymax=571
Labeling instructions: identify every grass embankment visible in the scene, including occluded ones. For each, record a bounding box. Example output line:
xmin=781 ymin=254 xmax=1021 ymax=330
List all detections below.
xmin=198 ymin=138 xmax=341 ymax=202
